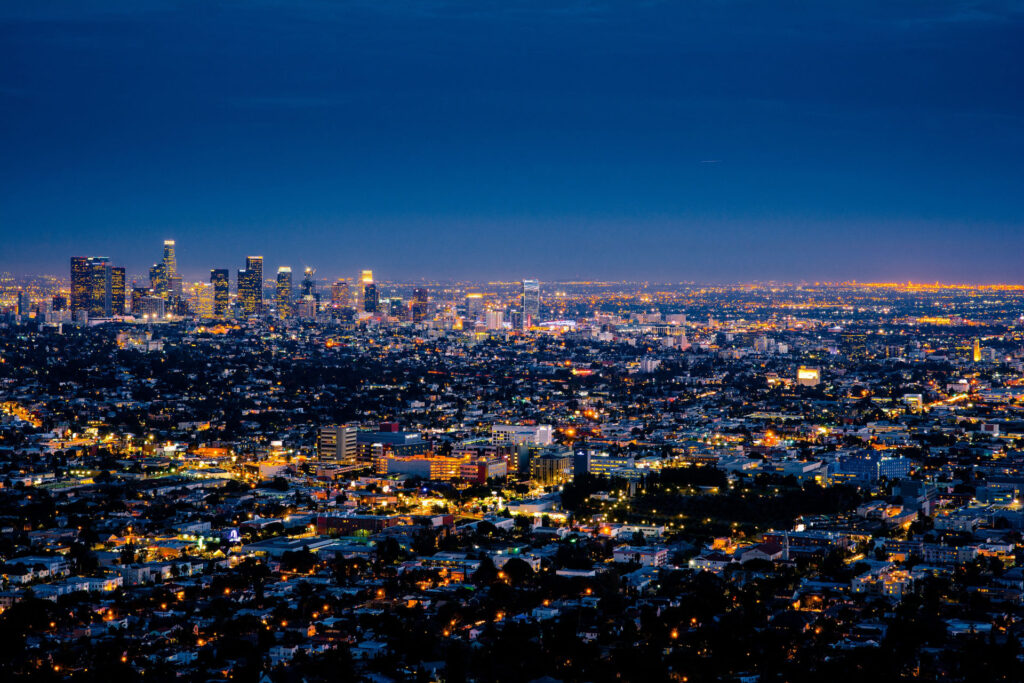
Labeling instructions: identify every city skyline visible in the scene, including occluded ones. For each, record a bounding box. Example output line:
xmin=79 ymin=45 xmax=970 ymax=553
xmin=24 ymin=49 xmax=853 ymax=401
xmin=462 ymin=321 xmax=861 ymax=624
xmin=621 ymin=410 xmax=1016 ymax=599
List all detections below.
xmin=6 ymin=3 xmax=1024 ymax=680
xmin=2 ymin=2 xmax=1023 ymax=282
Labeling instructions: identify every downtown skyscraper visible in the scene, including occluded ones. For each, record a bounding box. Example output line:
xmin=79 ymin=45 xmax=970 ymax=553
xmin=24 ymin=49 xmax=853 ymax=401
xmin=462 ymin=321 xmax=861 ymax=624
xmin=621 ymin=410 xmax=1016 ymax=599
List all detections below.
xmin=237 ymin=256 xmax=263 ymax=316
xmin=276 ymin=266 xmax=293 ymax=318
xmin=412 ymin=287 xmax=429 ymax=322
xmin=361 ymin=270 xmax=379 ymax=314
xmin=210 ymin=269 xmax=230 ymax=318
xmin=70 ymin=256 xmax=124 ymax=318
xmin=522 ymin=279 xmax=540 ymax=329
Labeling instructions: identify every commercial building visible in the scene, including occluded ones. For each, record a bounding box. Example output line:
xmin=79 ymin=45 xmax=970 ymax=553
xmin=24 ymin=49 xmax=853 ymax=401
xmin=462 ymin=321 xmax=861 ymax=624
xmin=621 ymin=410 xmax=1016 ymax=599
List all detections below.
xmin=411 ymin=287 xmax=429 ymax=322
xmin=317 ymin=424 xmax=358 ymax=464
xmin=797 ymin=366 xmax=821 ymax=387
xmin=833 ymin=451 xmax=913 ymax=484
xmin=276 ymin=267 xmax=293 ymax=317
xmin=531 ymin=450 xmax=572 ymax=486
xmin=331 ymin=280 xmax=350 ymax=309
xmin=210 ymin=269 xmax=230 ymax=317
xmin=149 ymin=262 xmax=168 ymax=298
xmin=522 ymin=279 xmax=540 ymax=328
xmin=465 ymin=293 xmax=484 ymax=322
xmin=492 ymin=424 xmax=553 ymax=446
xmin=110 ymin=267 xmax=126 ymax=316
xmin=238 ymin=256 xmax=263 ymax=315
xmin=188 ymin=282 xmax=214 ymax=318
xmin=363 ymin=283 xmax=379 ymax=314
xmin=301 ymin=267 xmax=317 ymax=299
xmin=70 ymin=257 xmax=92 ymax=315
xmin=162 ymin=240 xmax=177 ymax=278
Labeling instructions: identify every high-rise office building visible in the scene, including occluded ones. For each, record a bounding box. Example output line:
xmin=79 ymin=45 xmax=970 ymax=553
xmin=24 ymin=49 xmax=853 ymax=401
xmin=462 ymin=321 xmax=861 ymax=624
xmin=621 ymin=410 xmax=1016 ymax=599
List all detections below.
xmin=131 ymin=286 xmax=149 ymax=315
xmin=237 ymin=269 xmax=258 ymax=315
xmin=149 ymin=262 xmax=168 ymax=297
xmin=301 ymin=267 xmax=316 ymax=298
xmin=247 ymin=256 xmax=263 ymax=310
xmin=238 ymin=256 xmax=263 ymax=315
xmin=276 ymin=267 xmax=293 ymax=317
xmin=485 ymin=309 xmax=504 ymax=330
xmin=16 ymin=290 xmax=30 ymax=317
xmin=168 ymin=275 xmax=183 ymax=301
xmin=110 ymin=267 xmax=126 ymax=316
xmin=387 ymin=297 xmax=405 ymax=318
xmin=71 ymin=258 xmax=121 ymax=319
xmin=331 ymin=280 xmax=350 ymax=309
xmin=88 ymin=257 xmax=112 ymax=318
xmin=135 ymin=295 xmax=165 ymax=319
xmin=363 ymin=283 xmax=379 ymax=313
xmin=359 ymin=270 xmax=378 ymax=313
xmin=411 ymin=287 xmax=429 ymax=322
xmin=70 ymin=257 xmax=92 ymax=315
xmin=465 ymin=293 xmax=484 ymax=322
xmin=973 ymin=338 xmax=982 ymax=363
xmin=317 ymin=424 xmax=359 ymax=464
xmin=162 ymin=240 xmax=177 ymax=277
xmin=210 ymin=269 xmax=230 ymax=317
xmin=188 ymin=282 xmax=215 ymax=318
xmin=522 ymin=279 xmax=540 ymax=328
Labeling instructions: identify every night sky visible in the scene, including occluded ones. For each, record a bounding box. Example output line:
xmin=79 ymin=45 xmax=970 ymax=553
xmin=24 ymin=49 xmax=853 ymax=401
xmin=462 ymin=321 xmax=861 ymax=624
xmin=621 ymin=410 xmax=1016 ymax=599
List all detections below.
xmin=2 ymin=1 xmax=1022 ymax=282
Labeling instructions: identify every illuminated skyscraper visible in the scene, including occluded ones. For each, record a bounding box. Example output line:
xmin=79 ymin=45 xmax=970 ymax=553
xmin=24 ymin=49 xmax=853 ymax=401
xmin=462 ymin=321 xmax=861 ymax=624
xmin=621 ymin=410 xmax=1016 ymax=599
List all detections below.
xmin=973 ymin=338 xmax=982 ymax=363
xmin=162 ymin=239 xmax=177 ymax=277
xmin=363 ymin=283 xmax=379 ymax=313
xmin=16 ymin=290 xmax=30 ymax=317
xmin=131 ymin=286 xmax=149 ymax=314
xmin=168 ymin=275 xmax=183 ymax=301
xmin=70 ymin=257 xmax=92 ymax=315
xmin=110 ymin=267 xmax=126 ymax=315
xmin=188 ymin=282 xmax=215 ymax=318
xmin=87 ymin=257 xmax=112 ymax=317
xmin=331 ymin=280 xmax=350 ymax=309
xmin=301 ymin=267 xmax=316 ymax=298
xmin=485 ymin=309 xmax=504 ymax=330
xmin=522 ymin=279 xmax=540 ymax=328
xmin=237 ymin=269 xmax=258 ymax=315
xmin=412 ymin=287 xmax=429 ymax=322
xmin=388 ymin=297 xmax=405 ymax=318
xmin=276 ymin=266 xmax=293 ymax=317
xmin=135 ymin=295 xmax=165 ymax=319
xmin=238 ymin=256 xmax=264 ymax=315
xmin=210 ymin=269 xmax=229 ymax=317
xmin=361 ymin=270 xmax=378 ymax=313
xmin=465 ymin=293 xmax=484 ymax=322
xmin=149 ymin=262 xmax=168 ymax=297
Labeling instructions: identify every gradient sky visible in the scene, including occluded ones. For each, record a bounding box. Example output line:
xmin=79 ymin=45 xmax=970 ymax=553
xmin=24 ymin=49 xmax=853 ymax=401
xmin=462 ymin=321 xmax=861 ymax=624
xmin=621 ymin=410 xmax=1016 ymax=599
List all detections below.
xmin=2 ymin=1 xmax=1023 ymax=282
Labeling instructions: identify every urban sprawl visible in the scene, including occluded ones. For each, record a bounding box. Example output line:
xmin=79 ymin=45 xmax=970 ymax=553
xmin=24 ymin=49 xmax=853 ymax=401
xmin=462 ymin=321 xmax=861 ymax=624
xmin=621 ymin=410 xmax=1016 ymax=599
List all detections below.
xmin=2 ymin=241 xmax=1024 ymax=681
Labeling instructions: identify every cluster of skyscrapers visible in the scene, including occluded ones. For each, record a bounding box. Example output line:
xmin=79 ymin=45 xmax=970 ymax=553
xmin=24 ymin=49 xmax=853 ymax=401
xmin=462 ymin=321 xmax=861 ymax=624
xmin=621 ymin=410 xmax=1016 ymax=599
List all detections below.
xmin=69 ymin=256 xmax=126 ymax=319
xmin=68 ymin=239 xmax=542 ymax=326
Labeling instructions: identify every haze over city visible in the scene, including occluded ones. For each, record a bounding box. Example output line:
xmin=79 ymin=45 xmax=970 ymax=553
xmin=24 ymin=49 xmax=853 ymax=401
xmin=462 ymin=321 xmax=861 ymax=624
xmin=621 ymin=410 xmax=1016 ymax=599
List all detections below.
xmin=2 ymin=1 xmax=1023 ymax=282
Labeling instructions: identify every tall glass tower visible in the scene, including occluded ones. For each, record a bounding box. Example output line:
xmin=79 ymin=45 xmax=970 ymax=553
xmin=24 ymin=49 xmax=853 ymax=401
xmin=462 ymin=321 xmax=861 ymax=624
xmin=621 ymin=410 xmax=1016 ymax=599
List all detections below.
xmin=276 ymin=266 xmax=293 ymax=317
xmin=88 ymin=257 xmax=112 ymax=318
xmin=522 ymin=279 xmax=540 ymax=328
xmin=210 ymin=269 xmax=230 ymax=317
xmin=238 ymin=256 xmax=264 ymax=315
xmin=110 ymin=267 xmax=126 ymax=315
xmin=70 ymin=257 xmax=92 ymax=315
xmin=412 ymin=287 xmax=429 ymax=322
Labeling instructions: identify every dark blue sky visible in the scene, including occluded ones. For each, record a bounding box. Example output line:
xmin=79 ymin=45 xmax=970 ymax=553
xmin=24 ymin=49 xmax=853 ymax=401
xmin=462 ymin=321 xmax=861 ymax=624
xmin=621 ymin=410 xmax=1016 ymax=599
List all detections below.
xmin=2 ymin=1 xmax=1023 ymax=282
